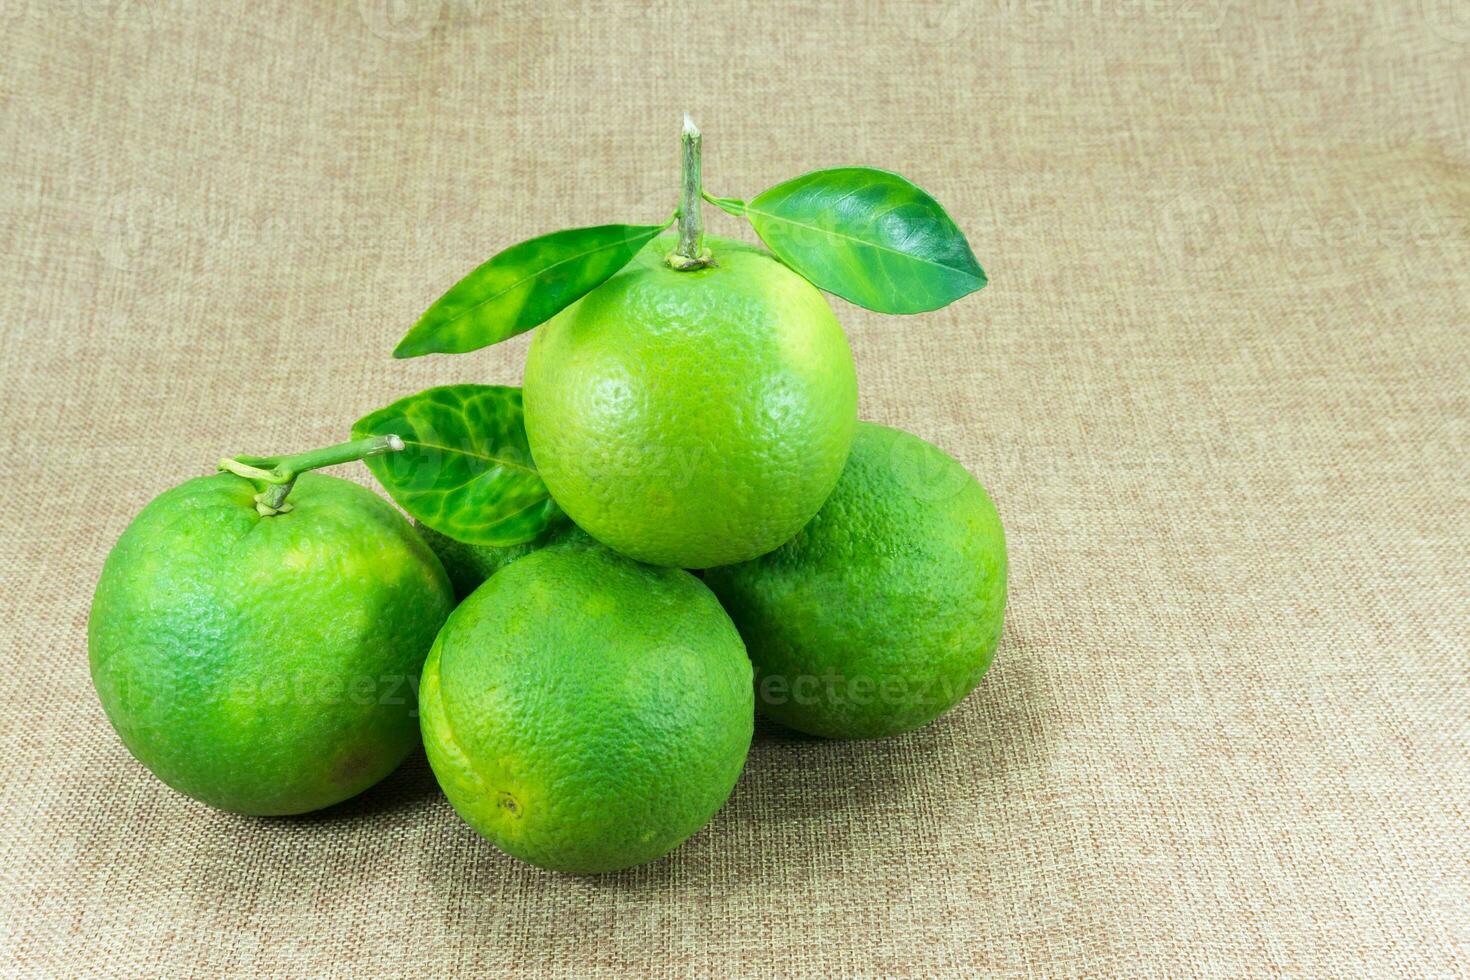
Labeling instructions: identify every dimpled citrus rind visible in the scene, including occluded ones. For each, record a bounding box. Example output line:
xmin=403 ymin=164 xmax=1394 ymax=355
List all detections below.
xmin=414 ymin=519 xmax=590 ymax=600
xmin=522 ymin=234 xmax=858 ymax=569
xmin=414 ymin=521 xmax=549 ymax=601
xmin=704 ymin=422 xmax=1007 ymax=739
xmin=88 ymin=472 xmax=454 ymax=815
xmin=419 ymin=545 xmax=754 ymax=873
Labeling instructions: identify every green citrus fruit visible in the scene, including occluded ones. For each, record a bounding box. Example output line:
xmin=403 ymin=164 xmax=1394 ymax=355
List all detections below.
xmin=522 ymin=234 xmax=858 ymax=569
xmin=89 ymin=472 xmax=454 ymax=815
xmin=414 ymin=520 xmax=588 ymax=600
xmin=704 ymin=422 xmax=1007 ymax=739
xmin=420 ymin=543 xmax=753 ymax=873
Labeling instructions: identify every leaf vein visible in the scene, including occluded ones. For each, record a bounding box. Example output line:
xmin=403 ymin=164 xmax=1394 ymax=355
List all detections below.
xmin=431 ymin=227 xmax=659 ymax=333
xmin=748 ymin=207 xmax=980 ymax=280
xmin=400 ymin=438 xmax=539 ymax=477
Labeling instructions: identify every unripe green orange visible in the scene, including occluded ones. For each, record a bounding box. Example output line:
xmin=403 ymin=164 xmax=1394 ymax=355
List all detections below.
xmin=523 ymin=235 xmax=857 ymax=568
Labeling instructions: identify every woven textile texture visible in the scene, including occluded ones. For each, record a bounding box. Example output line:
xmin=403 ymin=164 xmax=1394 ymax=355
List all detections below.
xmin=2 ymin=1 xmax=1467 ymax=976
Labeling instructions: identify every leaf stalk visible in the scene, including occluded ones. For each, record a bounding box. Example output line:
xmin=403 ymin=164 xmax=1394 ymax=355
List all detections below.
xmin=219 ymin=434 xmax=404 ymax=516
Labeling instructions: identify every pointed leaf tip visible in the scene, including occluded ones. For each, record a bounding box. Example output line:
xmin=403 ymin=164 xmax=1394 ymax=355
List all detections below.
xmin=393 ymin=221 xmax=670 ymax=357
xmin=745 ymin=167 xmax=986 ymax=314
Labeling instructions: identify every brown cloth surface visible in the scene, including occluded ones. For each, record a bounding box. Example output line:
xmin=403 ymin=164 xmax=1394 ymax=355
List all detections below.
xmin=2 ymin=2 xmax=1467 ymax=976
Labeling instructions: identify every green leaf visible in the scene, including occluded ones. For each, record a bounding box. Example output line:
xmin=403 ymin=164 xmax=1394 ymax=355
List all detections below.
xmin=745 ymin=168 xmax=986 ymax=314
xmin=702 ymin=191 xmax=747 ymax=217
xmin=351 ymin=384 xmax=563 ymax=547
xmin=394 ymin=221 xmax=671 ymax=358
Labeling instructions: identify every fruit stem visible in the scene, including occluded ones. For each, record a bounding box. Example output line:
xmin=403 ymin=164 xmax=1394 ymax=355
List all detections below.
xmin=218 ymin=434 xmax=405 ymax=516
xmin=668 ymin=113 xmax=712 ymax=271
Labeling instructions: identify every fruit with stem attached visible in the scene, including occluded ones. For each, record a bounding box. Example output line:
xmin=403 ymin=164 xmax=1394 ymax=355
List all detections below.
xmin=383 ymin=118 xmax=985 ymax=569
xmin=522 ymin=120 xmax=857 ymax=568
xmin=523 ymin=233 xmax=857 ymax=568
xmin=89 ymin=437 xmax=454 ymax=815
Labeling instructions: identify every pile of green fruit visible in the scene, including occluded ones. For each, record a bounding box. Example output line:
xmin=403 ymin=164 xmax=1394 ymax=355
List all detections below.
xmin=89 ymin=119 xmax=1007 ymax=874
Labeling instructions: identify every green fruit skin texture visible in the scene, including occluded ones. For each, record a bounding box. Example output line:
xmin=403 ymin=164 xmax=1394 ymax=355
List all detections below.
xmin=420 ymin=544 xmax=753 ymax=873
xmin=523 ymin=234 xmax=858 ymax=569
xmin=704 ymin=423 xmax=1007 ymax=739
xmin=88 ymin=473 xmax=455 ymax=815
xmin=414 ymin=520 xmax=588 ymax=601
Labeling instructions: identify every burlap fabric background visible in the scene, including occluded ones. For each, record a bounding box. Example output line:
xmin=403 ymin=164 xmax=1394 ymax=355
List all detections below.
xmin=2 ymin=1 xmax=1467 ymax=975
